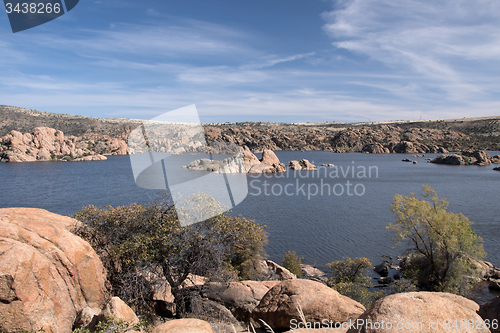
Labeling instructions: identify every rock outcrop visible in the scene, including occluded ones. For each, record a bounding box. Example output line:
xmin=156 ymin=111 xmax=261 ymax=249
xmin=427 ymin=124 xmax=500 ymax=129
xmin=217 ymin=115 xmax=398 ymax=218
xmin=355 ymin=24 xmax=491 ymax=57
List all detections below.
xmin=203 ymin=123 xmax=471 ymax=153
xmin=201 ymin=280 xmax=280 ymax=321
xmin=99 ymin=297 xmax=139 ymax=326
xmin=0 ymin=208 xmax=109 ymax=333
xmin=431 ymin=150 xmax=500 ymax=166
xmin=289 ymin=159 xmax=317 ymax=171
xmin=346 ymin=292 xmax=489 ymax=333
xmin=3 ymin=106 xmax=500 ymax=157
xmin=252 ymin=279 xmax=365 ymax=330
xmin=301 ymin=264 xmax=327 ymax=283
xmin=255 ymin=260 xmax=297 ymax=280
xmin=478 ymin=297 xmax=500 ymax=333
xmin=186 ymin=148 xmax=286 ymax=174
xmin=0 ymin=127 xmax=127 ymax=162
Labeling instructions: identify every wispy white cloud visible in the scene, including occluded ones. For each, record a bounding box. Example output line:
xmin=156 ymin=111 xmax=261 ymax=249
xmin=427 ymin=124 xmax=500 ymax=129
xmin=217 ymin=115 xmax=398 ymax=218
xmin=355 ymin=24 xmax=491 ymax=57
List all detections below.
xmin=322 ymin=0 xmax=500 ymax=100
xmin=31 ymin=21 xmax=255 ymax=60
xmin=241 ymin=52 xmax=317 ymax=69
xmin=2 ymin=2 xmax=499 ymax=123
xmin=177 ymin=66 xmax=268 ymax=84
xmin=0 ymin=73 xmax=124 ymax=91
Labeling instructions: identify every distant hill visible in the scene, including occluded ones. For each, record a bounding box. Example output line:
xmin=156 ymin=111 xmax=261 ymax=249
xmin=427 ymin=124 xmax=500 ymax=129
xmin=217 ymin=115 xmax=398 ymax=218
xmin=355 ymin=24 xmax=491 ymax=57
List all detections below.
xmin=0 ymin=105 xmax=141 ymax=138
xmin=1 ymin=105 xmax=499 ymax=153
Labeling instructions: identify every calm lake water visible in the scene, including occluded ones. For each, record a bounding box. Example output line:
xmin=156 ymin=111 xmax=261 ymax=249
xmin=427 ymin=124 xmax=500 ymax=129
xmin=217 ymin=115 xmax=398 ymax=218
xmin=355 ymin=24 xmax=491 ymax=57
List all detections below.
xmin=1 ymin=151 xmax=499 ymax=273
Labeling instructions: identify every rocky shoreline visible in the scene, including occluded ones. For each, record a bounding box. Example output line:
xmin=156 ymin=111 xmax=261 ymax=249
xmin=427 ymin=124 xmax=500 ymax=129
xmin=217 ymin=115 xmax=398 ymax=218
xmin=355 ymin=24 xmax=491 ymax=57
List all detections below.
xmin=2 ymin=208 xmax=500 ymax=333
xmin=2 ymin=106 xmax=500 ymax=163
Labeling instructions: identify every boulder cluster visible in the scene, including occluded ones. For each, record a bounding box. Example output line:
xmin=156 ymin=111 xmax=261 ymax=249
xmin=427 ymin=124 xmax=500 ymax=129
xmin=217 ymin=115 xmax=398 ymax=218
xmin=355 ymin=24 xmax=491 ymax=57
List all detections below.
xmin=186 ymin=148 xmax=287 ymax=174
xmin=186 ymin=148 xmax=326 ymax=174
xmin=2 ymin=208 xmax=500 ymax=333
xmin=0 ymin=127 xmax=128 ymax=162
xmin=430 ymin=150 xmax=500 ymax=166
xmin=289 ymin=159 xmax=317 ymax=171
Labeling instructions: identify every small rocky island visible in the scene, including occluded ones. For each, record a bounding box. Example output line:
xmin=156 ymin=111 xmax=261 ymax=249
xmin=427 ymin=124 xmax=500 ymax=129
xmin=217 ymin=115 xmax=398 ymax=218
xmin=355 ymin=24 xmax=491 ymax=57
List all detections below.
xmin=430 ymin=150 xmax=500 ymax=166
xmin=185 ymin=147 xmax=287 ymax=174
xmin=185 ymin=148 xmax=323 ymax=174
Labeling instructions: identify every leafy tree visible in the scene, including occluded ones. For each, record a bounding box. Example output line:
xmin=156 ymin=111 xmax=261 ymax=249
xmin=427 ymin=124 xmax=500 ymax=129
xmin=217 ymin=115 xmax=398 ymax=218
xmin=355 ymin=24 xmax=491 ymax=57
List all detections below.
xmin=73 ymin=193 xmax=267 ymax=314
xmin=282 ymin=251 xmax=303 ymax=277
xmin=327 ymin=257 xmax=383 ymax=307
xmin=387 ymin=185 xmax=486 ymax=295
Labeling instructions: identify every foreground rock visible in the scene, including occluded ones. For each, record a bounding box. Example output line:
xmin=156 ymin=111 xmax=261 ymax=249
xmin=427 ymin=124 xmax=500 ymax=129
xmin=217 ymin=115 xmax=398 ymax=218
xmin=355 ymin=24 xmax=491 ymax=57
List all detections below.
xmin=186 ymin=148 xmax=286 ymax=173
xmin=347 ymin=292 xmax=489 ymax=333
xmin=252 ymin=279 xmax=365 ymax=330
xmin=0 ymin=127 xmax=126 ymax=162
xmin=99 ymin=297 xmax=139 ymax=326
xmin=478 ymin=297 xmax=500 ymax=333
xmin=431 ymin=150 xmax=500 ymax=166
xmin=152 ymin=318 xmax=214 ymax=333
xmin=301 ymin=264 xmax=327 ymax=279
xmin=0 ymin=208 xmax=109 ymax=333
xmin=256 ymin=260 xmax=297 ymax=280
xmin=202 ymin=280 xmax=280 ymax=321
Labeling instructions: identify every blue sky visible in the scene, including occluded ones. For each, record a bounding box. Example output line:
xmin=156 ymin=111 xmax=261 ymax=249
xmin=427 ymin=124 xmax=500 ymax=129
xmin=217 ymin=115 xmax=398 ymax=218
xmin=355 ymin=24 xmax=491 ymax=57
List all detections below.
xmin=1 ymin=0 xmax=500 ymax=123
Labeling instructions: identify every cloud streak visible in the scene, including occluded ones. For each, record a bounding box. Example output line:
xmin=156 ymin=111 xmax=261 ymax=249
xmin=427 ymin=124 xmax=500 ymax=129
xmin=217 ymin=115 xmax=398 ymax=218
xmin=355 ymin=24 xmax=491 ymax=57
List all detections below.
xmin=322 ymin=0 xmax=500 ymax=100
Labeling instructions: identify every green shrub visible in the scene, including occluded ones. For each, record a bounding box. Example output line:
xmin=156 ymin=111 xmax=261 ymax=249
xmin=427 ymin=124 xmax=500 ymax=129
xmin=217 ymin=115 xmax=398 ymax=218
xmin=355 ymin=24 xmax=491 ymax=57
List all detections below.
xmin=388 ymin=185 xmax=486 ymax=295
xmin=327 ymin=257 xmax=383 ymax=307
xmin=282 ymin=251 xmax=303 ymax=277
xmin=388 ymin=278 xmax=417 ymax=294
xmin=73 ymin=316 xmax=148 ymax=333
xmin=73 ymin=193 xmax=267 ymax=314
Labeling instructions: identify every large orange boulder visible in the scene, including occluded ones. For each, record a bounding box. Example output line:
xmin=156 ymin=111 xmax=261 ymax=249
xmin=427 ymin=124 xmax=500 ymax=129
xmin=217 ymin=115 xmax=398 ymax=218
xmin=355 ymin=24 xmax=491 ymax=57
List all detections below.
xmin=252 ymin=279 xmax=365 ymax=330
xmin=347 ymin=292 xmax=490 ymax=333
xmin=100 ymin=297 xmax=139 ymax=325
xmin=0 ymin=208 xmax=109 ymax=333
xmin=202 ymin=280 xmax=280 ymax=320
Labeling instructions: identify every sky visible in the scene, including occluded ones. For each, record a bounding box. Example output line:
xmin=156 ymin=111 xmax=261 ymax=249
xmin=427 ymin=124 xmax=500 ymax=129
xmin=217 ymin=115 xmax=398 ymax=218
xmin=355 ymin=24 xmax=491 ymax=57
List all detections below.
xmin=1 ymin=0 xmax=500 ymax=123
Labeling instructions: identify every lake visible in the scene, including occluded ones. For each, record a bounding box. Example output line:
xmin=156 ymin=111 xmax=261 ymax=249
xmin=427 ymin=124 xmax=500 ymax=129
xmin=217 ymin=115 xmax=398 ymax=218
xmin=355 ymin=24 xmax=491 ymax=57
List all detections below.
xmin=1 ymin=151 xmax=499 ymax=273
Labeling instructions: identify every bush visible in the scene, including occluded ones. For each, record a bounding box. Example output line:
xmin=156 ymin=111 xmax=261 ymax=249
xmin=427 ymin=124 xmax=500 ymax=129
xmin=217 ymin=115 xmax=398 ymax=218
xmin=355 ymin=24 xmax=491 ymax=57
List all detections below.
xmin=73 ymin=316 xmax=148 ymax=333
xmin=387 ymin=185 xmax=486 ymax=295
xmin=282 ymin=251 xmax=303 ymax=277
xmin=73 ymin=193 xmax=267 ymax=314
xmin=327 ymin=257 xmax=383 ymax=307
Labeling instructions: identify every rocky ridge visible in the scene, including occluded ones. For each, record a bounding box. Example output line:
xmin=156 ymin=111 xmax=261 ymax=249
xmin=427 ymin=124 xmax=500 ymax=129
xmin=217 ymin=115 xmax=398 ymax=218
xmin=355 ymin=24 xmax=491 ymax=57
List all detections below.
xmin=203 ymin=123 xmax=469 ymax=153
xmin=2 ymin=106 xmax=500 ymax=159
xmin=0 ymin=105 xmax=140 ymax=138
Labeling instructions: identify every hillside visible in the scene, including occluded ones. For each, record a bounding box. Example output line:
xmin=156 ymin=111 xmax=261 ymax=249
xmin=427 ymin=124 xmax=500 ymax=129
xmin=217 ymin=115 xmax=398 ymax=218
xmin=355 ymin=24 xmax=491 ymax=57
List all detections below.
xmin=0 ymin=105 xmax=140 ymax=138
xmin=1 ymin=105 xmax=500 ymax=156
